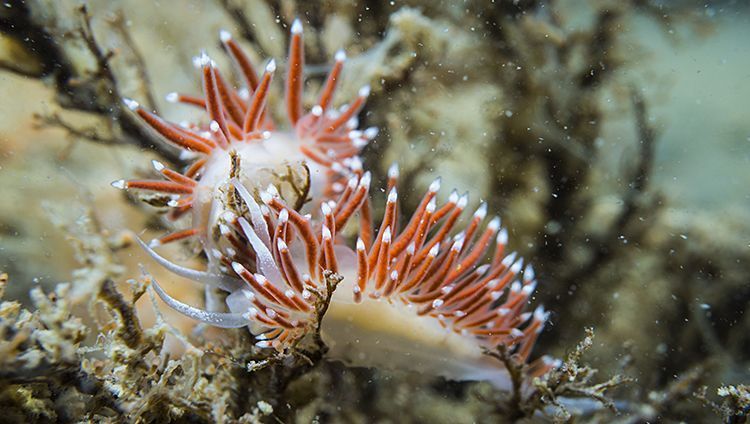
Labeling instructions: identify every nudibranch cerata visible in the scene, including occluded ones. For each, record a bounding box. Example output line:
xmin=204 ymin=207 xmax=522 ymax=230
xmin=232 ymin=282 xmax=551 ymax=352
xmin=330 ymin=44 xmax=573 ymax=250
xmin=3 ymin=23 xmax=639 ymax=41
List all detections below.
xmin=114 ymin=18 xmax=557 ymax=388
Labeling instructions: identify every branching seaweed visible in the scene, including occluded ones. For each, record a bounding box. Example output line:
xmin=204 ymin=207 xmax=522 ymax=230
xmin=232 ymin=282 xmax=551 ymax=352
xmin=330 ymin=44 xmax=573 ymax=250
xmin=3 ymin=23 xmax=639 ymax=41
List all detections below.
xmin=0 ymin=1 xmax=181 ymax=162
xmin=485 ymin=328 xmax=630 ymax=421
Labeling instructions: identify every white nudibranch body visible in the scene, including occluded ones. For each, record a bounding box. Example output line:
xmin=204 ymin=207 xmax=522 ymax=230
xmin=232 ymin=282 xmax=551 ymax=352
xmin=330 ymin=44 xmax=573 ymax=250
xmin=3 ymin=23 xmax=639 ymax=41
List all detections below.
xmin=117 ymin=19 xmax=555 ymax=389
xmin=191 ymin=132 xmax=329 ymax=243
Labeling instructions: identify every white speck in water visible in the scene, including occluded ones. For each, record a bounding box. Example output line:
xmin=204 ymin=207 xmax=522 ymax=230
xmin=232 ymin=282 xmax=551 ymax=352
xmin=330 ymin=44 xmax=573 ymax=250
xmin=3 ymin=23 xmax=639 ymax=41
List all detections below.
xmin=257 ymin=401 xmax=273 ymax=415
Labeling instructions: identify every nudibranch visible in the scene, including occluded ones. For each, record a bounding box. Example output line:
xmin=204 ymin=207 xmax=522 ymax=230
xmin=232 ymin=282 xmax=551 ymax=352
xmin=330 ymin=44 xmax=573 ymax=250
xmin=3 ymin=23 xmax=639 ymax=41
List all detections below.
xmin=115 ymin=19 xmax=556 ymax=388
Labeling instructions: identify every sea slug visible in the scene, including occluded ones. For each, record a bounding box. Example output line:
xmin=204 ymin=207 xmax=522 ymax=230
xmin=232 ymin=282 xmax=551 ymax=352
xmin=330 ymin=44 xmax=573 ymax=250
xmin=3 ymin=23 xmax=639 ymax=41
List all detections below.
xmin=114 ymin=19 xmax=555 ymax=388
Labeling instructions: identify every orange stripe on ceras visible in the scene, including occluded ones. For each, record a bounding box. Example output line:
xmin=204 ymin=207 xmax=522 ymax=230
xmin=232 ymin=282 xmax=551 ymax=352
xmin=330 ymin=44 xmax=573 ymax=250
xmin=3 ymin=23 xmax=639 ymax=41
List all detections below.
xmin=448 ymin=268 xmax=511 ymax=310
xmin=160 ymin=168 xmax=197 ymax=187
xmin=477 ymin=263 xmax=516 ymax=294
xmin=299 ymin=145 xmax=333 ymax=167
xmin=249 ymin=303 xmax=279 ymax=327
xmin=276 ymin=240 xmax=305 ymax=294
xmin=381 ymin=271 xmax=399 ymax=298
xmin=264 ymin=308 xmax=298 ymax=329
xmin=285 ymin=27 xmax=304 ymax=125
xmin=459 ymin=217 xmax=482 ymax=252
xmin=259 ymin=278 xmax=307 ymax=313
xmin=175 ymin=94 xmax=206 ymax=108
xmin=322 ymin=230 xmax=338 ymax=273
xmin=446 ymin=291 xmax=496 ymax=325
xmin=315 ymin=134 xmax=351 ymax=143
xmin=461 ymin=305 xmax=511 ymax=330
xmin=438 ymin=269 xmax=489 ymax=306
xmin=517 ymin=325 xmax=543 ymax=362
xmin=412 ymin=245 xmax=460 ymax=297
xmin=431 ymin=199 xmax=457 ymax=224
xmin=226 ymin=231 xmax=256 ymax=261
xmin=367 ymin=194 xmax=397 ymax=270
xmin=359 ymin=197 xmax=373 ymax=250
xmin=251 ymin=300 xmax=295 ymax=329
xmin=334 ymin=183 xmax=368 ymax=229
xmin=317 ymin=56 xmax=344 ymax=112
xmin=203 ymin=64 xmax=231 ymax=146
xmin=235 ymin=266 xmax=298 ymax=312
xmin=259 ymin=328 xmax=283 ymax=341
xmin=327 ymin=145 xmax=359 ymax=160
xmin=158 ymin=228 xmax=200 ymax=244
xmin=169 ymin=195 xmax=193 ymax=208
xmin=453 ymin=296 xmax=496 ymax=327
xmin=470 ymin=328 xmax=513 ymax=338
xmin=445 ymin=227 xmax=496 ymax=282
xmin=411 ymin=210 xmax=436 ymax=254
xmin=461 ymin=279 xmax=523 ymax=325
xmin=372 ymin=229 xmax=391 ymax=291
xmin=413 ymin=267 xmax=474 ymax=310
xmin=169 ymin=124 xmax=217 ymax=149
xmin=269 ymin=203 xmax=318 ymax=278
xmin=226 ymin=120 xmax=245 ymax=139
xmin=417 ymin=207 xmax=463 ymax=262
xmin=270 ymin=218 xmax=288 ymax=263
xmin=331 ymin=179 xmax=355 ymax=215
xmin=243 ymin=66 xmax=274 ymax=133
xmin=390 ymin=246 xmax=414 ymax=291
xmin=135 ymin=109 xmax=213 ymax=154
xmin=355 ymin=241 xmax=369 ymax=300
xmin=398 ymin=249 xmax=437 ymax=293
xmin=214 ymin=69 xmax=246 ymax=126
xmin=184 ymin=158 xmax=207 ymax=178
xmin=168 ymin=203 xmax=193 ymax=220
xmin=325 ymin=95 xmax=365 ymax=133
xmin=222 ymin=36 xmax=260 ymax=91
xmin=491 ymin=240 xmax=508 ymax=268
xmin=126 ymin=180 xmax=193 ymax=194
xmin=317 ymin=207 xmax=336 ymax=246
xmin=498 ymin=290 xmax=528 ymax=314
xmin=390 ymin=221 xmax=432 ymax=286
xmin=436 ymin=273 xmax=487 ymax=314
xmin=391 ymin=190 xmax=437 ymax=256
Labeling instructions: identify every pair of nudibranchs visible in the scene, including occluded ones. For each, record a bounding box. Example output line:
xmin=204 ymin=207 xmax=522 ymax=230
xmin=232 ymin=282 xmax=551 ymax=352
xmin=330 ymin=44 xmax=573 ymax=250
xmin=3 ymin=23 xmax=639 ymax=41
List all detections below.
xmin=114 ymin=19 xmax=557 ymax=389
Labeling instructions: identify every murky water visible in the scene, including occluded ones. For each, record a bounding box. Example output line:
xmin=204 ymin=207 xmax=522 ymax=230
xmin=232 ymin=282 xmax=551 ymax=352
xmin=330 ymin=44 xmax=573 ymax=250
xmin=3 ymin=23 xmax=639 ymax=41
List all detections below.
xmin=0 ymin=1 xmax=748 ymax=422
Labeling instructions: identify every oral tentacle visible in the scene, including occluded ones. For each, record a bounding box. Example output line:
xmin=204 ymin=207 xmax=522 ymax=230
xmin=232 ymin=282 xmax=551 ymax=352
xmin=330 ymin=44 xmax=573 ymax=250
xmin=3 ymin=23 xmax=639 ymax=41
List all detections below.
xmin=148 ymin=272 xmax=253 ymax=329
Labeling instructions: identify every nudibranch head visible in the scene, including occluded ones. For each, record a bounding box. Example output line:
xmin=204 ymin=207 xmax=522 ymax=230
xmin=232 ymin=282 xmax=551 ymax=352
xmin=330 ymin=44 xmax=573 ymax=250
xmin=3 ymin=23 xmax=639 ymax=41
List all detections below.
xmin=117 ymin=19 xmax=555 ymax=389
